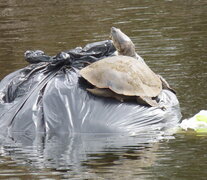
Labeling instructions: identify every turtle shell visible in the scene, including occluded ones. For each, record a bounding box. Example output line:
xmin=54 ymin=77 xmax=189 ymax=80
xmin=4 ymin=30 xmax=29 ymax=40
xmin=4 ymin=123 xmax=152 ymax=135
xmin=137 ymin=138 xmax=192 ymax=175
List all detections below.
xmin=79 ymin=55 xmax=162 ymax=97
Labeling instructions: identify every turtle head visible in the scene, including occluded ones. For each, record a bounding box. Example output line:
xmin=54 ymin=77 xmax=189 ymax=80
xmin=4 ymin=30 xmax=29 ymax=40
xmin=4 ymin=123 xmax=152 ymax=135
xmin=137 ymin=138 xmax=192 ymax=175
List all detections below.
xmin=110 ymin=27 xmax=136 ymax=58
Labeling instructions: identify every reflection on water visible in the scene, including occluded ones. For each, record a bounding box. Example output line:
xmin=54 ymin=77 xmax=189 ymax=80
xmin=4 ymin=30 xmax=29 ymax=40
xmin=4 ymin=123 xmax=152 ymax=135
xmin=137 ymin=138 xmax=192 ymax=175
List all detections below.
xmin=0 ymin=0 xmax=207 ymax=179
xmin=0 ymin=132 xmax=207 ymax=179
xmin=0 ymin=132 xmax=161 ymax=179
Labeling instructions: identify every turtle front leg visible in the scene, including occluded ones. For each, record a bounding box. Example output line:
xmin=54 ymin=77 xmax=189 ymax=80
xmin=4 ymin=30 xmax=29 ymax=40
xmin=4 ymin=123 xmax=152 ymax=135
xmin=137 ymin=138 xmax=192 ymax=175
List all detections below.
xmin=157 ymin=74 xmax=176 ymax=94
xmin=137 ymin=96 xmax=166 ymax=110
xmin=136 ymin=96 xmax=158 ymax=107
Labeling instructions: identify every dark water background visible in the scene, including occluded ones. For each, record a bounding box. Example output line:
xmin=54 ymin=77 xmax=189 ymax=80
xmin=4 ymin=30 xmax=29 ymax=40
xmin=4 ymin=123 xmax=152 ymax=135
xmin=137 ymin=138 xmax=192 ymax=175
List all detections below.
xmin=0 ymin=0 xmax=206 ymax=179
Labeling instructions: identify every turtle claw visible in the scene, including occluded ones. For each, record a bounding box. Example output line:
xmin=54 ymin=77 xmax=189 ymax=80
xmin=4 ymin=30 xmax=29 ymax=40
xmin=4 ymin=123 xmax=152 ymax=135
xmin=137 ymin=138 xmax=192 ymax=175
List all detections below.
xmin=160 ymin=106 xmax=167 ymax=111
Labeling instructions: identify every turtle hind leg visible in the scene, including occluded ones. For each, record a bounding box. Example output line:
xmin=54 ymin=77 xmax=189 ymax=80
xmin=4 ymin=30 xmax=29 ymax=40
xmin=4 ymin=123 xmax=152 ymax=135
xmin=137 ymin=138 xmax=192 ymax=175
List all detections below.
xmin=87 ymin=88 xmax=125 ymax=102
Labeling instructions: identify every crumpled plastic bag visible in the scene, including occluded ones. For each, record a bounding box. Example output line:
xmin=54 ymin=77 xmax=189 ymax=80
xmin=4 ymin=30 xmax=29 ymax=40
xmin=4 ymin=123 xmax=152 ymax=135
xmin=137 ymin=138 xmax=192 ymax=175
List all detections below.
xmin=0 ymin=40 xmax=182 ymax=136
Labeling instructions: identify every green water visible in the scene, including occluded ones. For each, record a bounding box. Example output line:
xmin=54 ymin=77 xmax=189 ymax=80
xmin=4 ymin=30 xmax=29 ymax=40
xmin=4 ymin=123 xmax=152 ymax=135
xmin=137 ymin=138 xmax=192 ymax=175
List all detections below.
xmin=0 ymin=0 xmax=206 ymax=179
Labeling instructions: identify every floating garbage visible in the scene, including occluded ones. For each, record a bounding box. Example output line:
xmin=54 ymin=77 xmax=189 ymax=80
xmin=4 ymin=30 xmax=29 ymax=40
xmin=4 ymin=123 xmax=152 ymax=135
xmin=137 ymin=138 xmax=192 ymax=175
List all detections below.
xmin=179 ymin=110 xmax=207 ymax=133
xmin=0 ymin=27 xmax=182 ymax=136
xmin=0 ymin=40 xmax=182 ymax=136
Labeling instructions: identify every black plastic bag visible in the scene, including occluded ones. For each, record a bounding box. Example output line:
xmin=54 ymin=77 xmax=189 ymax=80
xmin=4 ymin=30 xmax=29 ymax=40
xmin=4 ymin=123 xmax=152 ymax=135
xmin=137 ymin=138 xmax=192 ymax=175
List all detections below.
xmin=0 ymin=40 xmax=182 ymax=136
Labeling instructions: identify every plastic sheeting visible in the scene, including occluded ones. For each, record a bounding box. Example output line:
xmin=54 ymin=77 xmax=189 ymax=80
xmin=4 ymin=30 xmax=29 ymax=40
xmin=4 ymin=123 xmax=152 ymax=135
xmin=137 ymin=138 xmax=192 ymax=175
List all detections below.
xmin=0 ymin=40 xmax=182 ymax=136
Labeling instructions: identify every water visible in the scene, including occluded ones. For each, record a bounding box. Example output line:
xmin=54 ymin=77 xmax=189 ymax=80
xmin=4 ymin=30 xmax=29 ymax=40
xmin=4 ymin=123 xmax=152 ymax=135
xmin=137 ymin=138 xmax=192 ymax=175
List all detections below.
xmin=0 ymin=0 xmax=206 ymax=179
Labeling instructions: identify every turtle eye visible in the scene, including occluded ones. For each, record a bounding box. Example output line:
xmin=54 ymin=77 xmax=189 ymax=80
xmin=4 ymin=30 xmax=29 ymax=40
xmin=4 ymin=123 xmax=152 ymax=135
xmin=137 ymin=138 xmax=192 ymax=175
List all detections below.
xmin=111 ymin=27 xmax=116 ymax=32
xmin=111 ymin=27 xmax=119 ymax=34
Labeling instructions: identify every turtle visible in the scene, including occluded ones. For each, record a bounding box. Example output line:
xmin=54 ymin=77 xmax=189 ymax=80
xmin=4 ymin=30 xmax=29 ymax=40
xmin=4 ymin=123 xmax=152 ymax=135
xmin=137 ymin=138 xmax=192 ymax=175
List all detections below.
xmin=79 ymin=27 xmax=174 ymax=107
xmin=110 ymin=27 xmax=175 ymax=94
